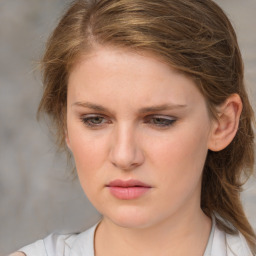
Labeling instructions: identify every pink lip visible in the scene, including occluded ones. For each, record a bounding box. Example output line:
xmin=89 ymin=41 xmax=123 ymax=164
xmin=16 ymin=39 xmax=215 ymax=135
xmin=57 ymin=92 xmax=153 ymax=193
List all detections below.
xmin=107 ymin=179 xmax=152 ymax=200
xmin=108 ymin=179 xmax=151 ymax=188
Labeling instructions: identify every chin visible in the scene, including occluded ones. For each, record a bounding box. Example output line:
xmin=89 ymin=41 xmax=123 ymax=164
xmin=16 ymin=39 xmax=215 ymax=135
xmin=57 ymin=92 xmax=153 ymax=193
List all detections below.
xmin=105 ymin=206 xmax=155 ymax=229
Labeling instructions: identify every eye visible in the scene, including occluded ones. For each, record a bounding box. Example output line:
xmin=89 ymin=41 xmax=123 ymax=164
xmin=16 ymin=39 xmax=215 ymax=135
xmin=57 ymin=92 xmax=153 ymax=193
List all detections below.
xmin=145 ymin=115 xmax=176 ymax=128
xmin=80 ymin=115 xmax=110 ymax=128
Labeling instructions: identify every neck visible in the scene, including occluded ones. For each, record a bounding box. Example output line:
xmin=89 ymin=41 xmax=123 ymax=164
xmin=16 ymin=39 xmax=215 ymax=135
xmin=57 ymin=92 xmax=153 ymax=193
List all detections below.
xmin=94 ymin=209 xmax=212 ymax=256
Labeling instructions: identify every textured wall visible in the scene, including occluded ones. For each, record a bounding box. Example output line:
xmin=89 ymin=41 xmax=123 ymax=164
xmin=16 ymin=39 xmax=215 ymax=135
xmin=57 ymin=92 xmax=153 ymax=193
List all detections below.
xmin=0 ymin=0 xmax=255 ymax=255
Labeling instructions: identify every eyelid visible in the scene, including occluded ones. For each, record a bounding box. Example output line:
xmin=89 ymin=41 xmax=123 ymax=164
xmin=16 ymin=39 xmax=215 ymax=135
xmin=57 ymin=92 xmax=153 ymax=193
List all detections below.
xmin=144 ymin=114 xmax=177 ymax=128
xmin=81 ymin=113 xmax=106 ymax=119
xmin=151 ymin=114 xmax=174 ymax=118
xmin=80 ymin=114 xmax=111 ymax=128
xmin=79 ymin=113 xmax=177 ymax=129
xmin=81 ymin=113 xmax=106 ymax=118
xmin=145 ymin=114 xmax=176 ymax=120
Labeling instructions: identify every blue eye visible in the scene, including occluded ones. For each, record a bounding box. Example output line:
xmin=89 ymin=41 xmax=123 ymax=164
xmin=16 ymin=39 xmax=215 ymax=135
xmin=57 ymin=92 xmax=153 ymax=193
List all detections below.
xmin=146 ymin=116 xmax=176 ymax=127
xmin=81 ymin=115 xmax=108 ymax=127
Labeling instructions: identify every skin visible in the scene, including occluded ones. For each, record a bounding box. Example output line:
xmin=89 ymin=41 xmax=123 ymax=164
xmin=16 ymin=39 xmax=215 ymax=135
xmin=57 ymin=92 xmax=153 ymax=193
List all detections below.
xmin=65 ymin=46 xmax=241 ymax=256
xmin=13 ymin=46 xmax=242 ymax=256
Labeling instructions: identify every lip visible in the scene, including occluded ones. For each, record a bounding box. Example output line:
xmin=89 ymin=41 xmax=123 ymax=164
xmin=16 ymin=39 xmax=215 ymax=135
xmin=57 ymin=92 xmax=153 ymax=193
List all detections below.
xmin=108 ymin=179 xmax=151 ymax=188
xmin=106 ymin=179 xmax=152 ymax=200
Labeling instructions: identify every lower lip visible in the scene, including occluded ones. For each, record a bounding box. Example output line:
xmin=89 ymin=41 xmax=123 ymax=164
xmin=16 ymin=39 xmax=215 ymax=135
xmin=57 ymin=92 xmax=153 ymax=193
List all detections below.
xmin=108 ymin=186 xmax=151 ymax=200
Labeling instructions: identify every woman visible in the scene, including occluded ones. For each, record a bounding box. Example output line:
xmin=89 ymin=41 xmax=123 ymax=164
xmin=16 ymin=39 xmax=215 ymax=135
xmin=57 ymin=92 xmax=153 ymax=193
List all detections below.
xmin=12 ymin=0 xmax=256 ymax=255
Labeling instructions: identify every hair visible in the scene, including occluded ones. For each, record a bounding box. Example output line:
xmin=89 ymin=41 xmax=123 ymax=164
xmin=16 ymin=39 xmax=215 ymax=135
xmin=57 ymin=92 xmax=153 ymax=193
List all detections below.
xmin=38 ymin=0 xmax=256 ymax=252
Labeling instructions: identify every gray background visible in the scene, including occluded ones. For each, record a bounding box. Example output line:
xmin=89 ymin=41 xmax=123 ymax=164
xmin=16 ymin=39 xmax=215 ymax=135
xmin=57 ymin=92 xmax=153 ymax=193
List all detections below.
xmin=0 ymin=0 xmax=255 ymax=255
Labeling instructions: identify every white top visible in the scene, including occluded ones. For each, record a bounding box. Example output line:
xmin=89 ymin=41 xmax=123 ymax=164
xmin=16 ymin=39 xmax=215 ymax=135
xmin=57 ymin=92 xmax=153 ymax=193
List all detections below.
xmin=18 ymin=217 xmax=253 ymax=256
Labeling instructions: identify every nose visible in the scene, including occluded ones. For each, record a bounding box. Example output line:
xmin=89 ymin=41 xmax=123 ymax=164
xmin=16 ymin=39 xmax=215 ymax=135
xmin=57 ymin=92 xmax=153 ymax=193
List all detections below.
xmin=109 ymin=124 xmax=144 ymax=171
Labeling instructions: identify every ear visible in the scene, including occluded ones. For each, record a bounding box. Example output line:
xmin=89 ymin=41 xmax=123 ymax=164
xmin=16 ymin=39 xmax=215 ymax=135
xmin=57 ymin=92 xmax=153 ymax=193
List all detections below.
xmin=65 ymin=130 xmax=71 ymax=150
xmin=208 ymin=94 xmax=242 ymax=152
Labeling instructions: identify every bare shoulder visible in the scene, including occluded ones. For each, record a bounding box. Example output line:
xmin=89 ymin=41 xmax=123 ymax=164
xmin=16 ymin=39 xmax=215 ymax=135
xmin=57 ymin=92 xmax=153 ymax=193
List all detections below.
xmin=8 ymin=252 xmax=26 ymax=256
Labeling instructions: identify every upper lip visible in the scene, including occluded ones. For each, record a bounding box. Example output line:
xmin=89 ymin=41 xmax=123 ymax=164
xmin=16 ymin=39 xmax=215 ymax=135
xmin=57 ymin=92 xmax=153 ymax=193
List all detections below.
xmin=107 ymin=179 xmax=151 ymax=188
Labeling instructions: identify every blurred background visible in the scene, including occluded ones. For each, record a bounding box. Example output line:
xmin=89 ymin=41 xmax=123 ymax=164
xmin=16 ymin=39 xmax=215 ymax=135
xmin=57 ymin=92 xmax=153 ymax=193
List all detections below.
xmin=0 ymin=0 xmax=255 ymax=255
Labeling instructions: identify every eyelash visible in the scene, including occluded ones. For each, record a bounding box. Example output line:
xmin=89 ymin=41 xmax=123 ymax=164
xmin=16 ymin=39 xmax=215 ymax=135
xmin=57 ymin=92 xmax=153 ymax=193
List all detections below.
xmin=80 ymin=115 xmax=110 ymax=127
xmin=145 ymin=116 xmax=176 ymax=127
xmin=80 ymin=115 xmax=176 ymax=129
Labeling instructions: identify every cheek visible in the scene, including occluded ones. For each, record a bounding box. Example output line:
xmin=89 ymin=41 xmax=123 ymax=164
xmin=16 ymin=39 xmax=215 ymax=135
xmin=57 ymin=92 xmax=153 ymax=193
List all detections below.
xmin=71 ymin=136 xmax=101 ymax=168
xmin=69 ymin=134 xmax=109 ymax=204
xmin=148 ymin=123 xmax=209 ymax=188
xmin=67 ymin=124 xmax=108 ymax=182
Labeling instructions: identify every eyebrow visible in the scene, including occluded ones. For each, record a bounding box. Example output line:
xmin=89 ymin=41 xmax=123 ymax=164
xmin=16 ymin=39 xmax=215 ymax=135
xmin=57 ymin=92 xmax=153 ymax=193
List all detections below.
xmin=138 ymin=103 xmax=187 ymax=113
xmin=72 ymin=102 xmax=107 ymax=112
xmin=72 ymin=101 xmax=187 ymax=113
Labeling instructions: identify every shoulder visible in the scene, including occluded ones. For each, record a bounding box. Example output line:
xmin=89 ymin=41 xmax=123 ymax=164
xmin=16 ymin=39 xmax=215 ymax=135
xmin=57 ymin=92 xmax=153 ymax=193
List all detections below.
xmin=212 ymin=223 xmax=253 ymax=256
xmin=15 ymin=222 xmax=98 ymax=256
xmin=15 ymin=233 xmax=78 ymax=256
xmin=226 ymin=231 xmax=253 ymax=256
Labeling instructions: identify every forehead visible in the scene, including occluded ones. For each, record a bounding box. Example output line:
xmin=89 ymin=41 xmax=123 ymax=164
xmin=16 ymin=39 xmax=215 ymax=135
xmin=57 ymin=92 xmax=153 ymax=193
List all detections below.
xmin=67 ymin=46 xmax=205 ymax=111
xmin=69 ymin=45 xmax=182 ymax=80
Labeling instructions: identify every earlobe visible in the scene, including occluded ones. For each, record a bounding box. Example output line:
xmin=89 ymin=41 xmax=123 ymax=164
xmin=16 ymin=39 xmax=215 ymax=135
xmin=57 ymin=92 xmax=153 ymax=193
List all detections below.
xmin=208 ymin=94 xmax=242 ymax=152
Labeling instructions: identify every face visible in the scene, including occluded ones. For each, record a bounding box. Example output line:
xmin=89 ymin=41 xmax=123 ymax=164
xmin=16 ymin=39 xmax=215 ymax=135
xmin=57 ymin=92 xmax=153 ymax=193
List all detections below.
xmin=66 ymin=46 xmax=214 ymax=229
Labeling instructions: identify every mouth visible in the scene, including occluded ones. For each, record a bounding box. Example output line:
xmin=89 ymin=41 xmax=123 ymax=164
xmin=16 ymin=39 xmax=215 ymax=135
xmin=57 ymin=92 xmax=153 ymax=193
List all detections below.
xmin=107 ymin=179 xmax=151 ymax=188
xmin=106 ymin=179 xmax=152 ymax=200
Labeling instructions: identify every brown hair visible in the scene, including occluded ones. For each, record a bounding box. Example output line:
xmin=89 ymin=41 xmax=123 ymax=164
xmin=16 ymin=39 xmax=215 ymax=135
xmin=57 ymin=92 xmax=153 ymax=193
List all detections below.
xmin=39 ymin=0 xmax=256 ymax=251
